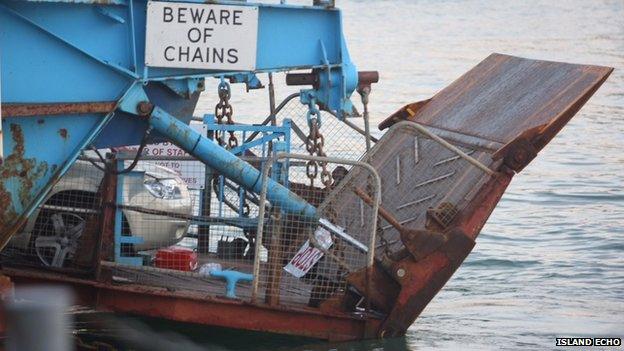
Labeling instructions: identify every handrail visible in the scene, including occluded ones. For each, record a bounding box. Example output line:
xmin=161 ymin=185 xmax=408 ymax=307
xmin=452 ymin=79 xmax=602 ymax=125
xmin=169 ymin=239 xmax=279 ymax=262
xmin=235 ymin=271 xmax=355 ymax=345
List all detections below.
xmin=392 ymin=121 xmax=495 ymax=176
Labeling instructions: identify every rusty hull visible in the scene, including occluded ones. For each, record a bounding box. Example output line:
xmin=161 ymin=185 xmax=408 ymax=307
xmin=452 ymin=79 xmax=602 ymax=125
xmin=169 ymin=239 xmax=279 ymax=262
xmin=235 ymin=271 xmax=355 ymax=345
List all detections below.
xmin=377 ymin=172 xmax=512 ymax=337
xmin=0 ymin=124 xmax=50 ymax=245
xmin=4 ymin=267 xmax=379 ymax=342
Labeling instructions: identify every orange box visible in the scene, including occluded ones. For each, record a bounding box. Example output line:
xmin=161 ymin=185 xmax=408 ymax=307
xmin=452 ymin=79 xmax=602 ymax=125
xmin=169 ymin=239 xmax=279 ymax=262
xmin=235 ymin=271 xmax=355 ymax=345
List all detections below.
xmin=154 ymin=246 xmax=198 ymax=271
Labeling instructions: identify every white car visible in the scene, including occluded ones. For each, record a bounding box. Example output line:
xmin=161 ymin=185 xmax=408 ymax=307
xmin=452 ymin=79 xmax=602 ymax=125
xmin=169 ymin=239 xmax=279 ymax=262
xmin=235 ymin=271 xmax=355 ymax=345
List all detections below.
xmin=9 ymin=160 xmax=193 ymax=268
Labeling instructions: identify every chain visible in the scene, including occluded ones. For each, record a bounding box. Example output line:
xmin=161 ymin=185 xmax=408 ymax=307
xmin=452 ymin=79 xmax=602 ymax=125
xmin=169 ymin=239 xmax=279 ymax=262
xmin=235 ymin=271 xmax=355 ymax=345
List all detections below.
xmin=305 ymin=99 xmax=332 ymax=189
xmin=377 ymin=225 xmax=392 ymax=257
xmin=357 ymin=84 xmax=372 ymax=153
xmin=214 ymin=80 xmax=238 ymax=149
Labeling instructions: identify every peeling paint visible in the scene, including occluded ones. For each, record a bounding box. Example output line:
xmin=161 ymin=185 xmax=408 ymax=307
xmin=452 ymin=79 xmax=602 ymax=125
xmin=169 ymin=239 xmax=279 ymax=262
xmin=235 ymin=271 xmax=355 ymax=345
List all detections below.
xmin=0 ymin=124 xmax=49 ymax=248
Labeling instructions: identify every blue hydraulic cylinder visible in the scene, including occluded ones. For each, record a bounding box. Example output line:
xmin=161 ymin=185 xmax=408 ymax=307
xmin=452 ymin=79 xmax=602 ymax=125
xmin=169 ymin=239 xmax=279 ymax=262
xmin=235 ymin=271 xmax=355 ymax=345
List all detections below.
xmin=149 ymin=107 xmax=317 ymax=220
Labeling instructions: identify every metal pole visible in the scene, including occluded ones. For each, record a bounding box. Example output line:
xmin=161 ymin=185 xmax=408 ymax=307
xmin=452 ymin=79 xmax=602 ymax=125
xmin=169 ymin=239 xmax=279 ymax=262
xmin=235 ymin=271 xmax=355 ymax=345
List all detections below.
xmin=268 ymin=73 xmax=277 ymax=126
xmin=95 ymin=156 xmax=117 ymax=280
xmin=251 ymin=154 xmax=271 ymax=302
xmin=198 ymin=127 xmax=214 ymax=254
xmin=267 ymin=73 xmax=277 ymax=155
xmin=264 ymin=205 xmax=283 ymax=306
xmin=358 ymin=86 xmax=372 ymax=153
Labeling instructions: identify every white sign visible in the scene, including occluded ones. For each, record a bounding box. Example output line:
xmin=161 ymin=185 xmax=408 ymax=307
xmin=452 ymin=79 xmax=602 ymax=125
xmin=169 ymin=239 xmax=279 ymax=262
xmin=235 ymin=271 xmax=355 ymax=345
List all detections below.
xmin=145 ymin=2 xmax=258 ymax=70
xmin=284 ymin=227 xmax=334 ymax=278
xmin=121 ymin=123 xmax=207 ymax=189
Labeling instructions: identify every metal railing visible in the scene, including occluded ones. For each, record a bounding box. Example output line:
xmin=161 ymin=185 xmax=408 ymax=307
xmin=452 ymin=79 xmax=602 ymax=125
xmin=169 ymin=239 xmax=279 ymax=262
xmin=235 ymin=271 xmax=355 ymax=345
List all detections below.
xmin=392 ymin=121 xmax=495 ymax=176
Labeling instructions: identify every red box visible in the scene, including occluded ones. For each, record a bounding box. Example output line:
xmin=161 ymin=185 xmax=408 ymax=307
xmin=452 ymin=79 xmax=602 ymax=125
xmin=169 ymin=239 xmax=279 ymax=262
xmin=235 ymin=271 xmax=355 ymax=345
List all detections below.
xmin=154 ymin=246 xmax=198 ymax=271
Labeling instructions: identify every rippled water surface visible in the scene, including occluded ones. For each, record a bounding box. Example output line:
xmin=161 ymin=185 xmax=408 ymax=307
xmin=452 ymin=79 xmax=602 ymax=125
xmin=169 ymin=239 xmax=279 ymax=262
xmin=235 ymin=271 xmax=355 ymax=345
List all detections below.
xmin=141 ymin=0 xmax=624 ymax=349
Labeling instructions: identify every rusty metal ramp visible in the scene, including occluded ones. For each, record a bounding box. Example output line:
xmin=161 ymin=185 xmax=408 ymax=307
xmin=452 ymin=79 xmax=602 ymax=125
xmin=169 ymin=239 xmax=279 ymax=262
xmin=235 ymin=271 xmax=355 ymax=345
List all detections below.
xmin=380 ymin=53 xmax=613 ymax=171
xmin=318 ymin=53 xmax=612 ymax=338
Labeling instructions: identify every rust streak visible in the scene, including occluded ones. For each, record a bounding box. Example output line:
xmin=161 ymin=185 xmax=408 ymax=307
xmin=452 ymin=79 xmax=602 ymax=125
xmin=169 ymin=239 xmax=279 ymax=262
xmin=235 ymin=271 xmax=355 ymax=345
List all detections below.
xmin=1 ymin=101 xmax=116 ymax=117
xmin=0 ymin=124 xmax=49 ymax=249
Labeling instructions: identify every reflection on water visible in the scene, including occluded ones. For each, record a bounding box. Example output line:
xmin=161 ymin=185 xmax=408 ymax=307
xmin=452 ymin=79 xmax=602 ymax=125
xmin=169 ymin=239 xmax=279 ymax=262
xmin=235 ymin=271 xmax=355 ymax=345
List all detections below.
xmin=114 ymin=0 xmax=623 ymax=349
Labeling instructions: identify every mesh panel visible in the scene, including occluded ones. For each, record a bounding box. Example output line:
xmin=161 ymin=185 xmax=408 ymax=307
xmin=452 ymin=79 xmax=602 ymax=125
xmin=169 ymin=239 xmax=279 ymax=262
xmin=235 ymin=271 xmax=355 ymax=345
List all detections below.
xmin=275 ymin=98 xmax=368 ymax=162
xmin=253 ymin=155 xmax=379 ymax=307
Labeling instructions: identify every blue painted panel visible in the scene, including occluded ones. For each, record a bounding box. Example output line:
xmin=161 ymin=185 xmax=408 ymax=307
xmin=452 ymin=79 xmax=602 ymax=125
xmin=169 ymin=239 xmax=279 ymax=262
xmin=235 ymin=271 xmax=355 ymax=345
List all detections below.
xmin=256 ymin=7 xmax=341 ymax=70
xmin=7 ymin=1 xmax=135 ymax=74
xmin=95 ymin=81 xmax=199 ymax=148
xmin=137 ymin=4 xmax=348 ymax=77
xmin=1 ymin=113 xmax=113 ymax=221
xmin=0 ymin=5 xmax=133 ymax=103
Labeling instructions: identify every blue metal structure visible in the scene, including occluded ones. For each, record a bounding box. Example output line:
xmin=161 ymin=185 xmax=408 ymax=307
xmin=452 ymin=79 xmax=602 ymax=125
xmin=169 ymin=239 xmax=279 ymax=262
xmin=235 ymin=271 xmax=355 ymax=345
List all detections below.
xmin=204 ymin=115 xmax=292 ymax=219
xmin=147 ymin=102 xmax=316 ymax=218
xmin=0 ymin=0 xmax=360 ymax=247
xmin=112 ymin=116 xmax=292 ymax=265
xmin=113 ymin=167 xmax=145 ymax=266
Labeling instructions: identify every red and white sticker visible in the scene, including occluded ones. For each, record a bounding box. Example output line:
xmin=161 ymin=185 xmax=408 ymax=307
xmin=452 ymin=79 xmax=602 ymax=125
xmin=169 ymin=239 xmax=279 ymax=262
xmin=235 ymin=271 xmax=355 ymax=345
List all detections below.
xmin=284 ymin=227 xmax=333 ymax=278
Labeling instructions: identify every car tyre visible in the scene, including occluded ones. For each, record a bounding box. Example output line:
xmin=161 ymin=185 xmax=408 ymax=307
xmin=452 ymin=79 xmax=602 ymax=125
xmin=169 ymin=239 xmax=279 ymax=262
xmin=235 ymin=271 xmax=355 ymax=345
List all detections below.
xmin=31 ymin=210 xmax=86 ymax=268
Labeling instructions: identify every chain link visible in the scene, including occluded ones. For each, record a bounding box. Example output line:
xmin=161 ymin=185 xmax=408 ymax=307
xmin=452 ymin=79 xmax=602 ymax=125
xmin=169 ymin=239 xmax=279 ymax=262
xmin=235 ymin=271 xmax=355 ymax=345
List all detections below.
xmin=215 ymin=80 xmax=238 ymax=148
xmin=304 ymin=98 xmax=332 ymax=189
xmin=377 ymin=226 xmax=392 ymax=257
xmin=214 ymin=80 xmax=250 ymax=219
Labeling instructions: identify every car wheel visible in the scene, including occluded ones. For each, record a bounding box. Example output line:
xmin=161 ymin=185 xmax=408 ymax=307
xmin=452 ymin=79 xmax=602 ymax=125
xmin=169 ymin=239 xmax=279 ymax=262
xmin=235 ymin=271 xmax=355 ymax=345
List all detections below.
xmin=33 ymin=211 xmax=86 ymax=268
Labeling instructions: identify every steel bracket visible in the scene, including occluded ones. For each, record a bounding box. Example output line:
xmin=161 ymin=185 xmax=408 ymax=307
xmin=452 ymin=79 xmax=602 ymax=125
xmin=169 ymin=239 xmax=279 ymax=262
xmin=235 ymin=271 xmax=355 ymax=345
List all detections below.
xmin=492 ymin=127 xmax=540 ymax=173
xmin=226 ymin=73 xmax=264 ymax=91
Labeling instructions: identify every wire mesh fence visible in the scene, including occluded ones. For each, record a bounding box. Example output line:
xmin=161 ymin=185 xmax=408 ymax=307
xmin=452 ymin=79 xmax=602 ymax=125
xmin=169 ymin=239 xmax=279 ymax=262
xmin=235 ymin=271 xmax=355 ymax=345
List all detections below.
xmin=275 ymin=96 xmax=369 ymax=163
xmin=252 ymin=153 xmax=380 ymax=307
xmin=102 ymin=113 xmax=378 ymax=305
xmin=0 ymin=93 xmax=377 ymax=308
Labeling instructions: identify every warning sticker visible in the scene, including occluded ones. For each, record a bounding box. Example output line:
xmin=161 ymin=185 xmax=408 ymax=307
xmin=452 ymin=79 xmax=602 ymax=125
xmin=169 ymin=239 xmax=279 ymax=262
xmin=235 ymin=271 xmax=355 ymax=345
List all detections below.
xmin=284 ymin=227 xmax=334 ymax=278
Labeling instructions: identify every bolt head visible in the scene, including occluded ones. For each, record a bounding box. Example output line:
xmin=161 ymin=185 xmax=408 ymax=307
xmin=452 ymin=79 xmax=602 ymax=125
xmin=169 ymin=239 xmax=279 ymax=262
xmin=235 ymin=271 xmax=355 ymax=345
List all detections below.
xmin=396 ymin=268 xmax=406 ymax=278
xmin=137 ymin=101 xmax=153 ymax=116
